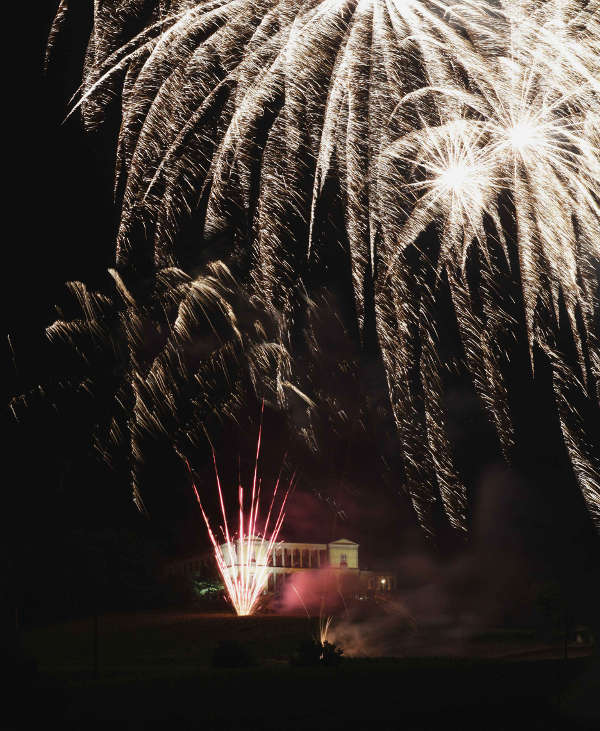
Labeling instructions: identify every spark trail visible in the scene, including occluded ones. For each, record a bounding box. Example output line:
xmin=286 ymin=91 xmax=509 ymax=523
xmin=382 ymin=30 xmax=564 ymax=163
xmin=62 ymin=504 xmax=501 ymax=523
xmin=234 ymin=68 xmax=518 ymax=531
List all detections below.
xmin=186 ymin=412 xmax=293 ymax=615
xmin=41 ymin=0 xmax=600 ymax=533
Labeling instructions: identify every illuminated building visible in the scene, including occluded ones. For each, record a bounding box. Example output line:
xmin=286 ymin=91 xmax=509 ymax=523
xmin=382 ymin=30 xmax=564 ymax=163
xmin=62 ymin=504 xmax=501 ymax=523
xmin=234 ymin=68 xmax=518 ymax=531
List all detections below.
xmin=166 ymin=538 xmax=396 ymax=596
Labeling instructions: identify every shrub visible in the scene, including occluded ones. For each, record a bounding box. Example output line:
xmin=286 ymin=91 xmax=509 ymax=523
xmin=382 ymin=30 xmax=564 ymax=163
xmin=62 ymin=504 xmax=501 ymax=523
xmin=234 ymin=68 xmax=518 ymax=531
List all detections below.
xmin=321 ymin=640 xmax=344 ymax=667
xmin=290 ymin=638 xmax=323 ymax=667
xmin=290 ymin=639 xmax=344 ymax=667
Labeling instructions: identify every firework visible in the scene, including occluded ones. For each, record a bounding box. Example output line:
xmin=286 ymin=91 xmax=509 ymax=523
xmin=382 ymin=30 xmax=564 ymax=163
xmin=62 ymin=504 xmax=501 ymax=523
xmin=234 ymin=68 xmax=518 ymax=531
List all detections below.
xmin=291 ymin=583 xmax=335 ymax=651
xmin=319 ymin=613 xmax=334 ymax=646
xmin=375 ymin=3 xmax=600 ymax=529
xmin=187 ymin=413 xmax=293 ymax=615
xmin=42 ymin=0 xmax=600 ymax=533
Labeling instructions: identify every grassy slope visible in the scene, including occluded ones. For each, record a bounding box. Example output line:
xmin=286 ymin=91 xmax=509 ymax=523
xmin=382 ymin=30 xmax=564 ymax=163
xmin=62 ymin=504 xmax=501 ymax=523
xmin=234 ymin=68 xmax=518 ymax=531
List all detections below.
xmin=14 ymin=610 xmax=599 ymax=730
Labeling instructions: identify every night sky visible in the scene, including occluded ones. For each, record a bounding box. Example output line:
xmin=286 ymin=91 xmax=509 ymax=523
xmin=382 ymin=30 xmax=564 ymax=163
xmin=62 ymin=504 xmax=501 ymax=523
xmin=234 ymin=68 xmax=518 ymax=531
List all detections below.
xmin=7 ymin=3 xmax=599 ymax=628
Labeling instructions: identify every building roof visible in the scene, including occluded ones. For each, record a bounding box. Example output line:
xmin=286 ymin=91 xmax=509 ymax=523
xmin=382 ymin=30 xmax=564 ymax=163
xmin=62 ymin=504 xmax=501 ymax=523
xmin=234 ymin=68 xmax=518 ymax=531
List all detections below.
xmin=328 ymin=538 xmax=359 ymax=545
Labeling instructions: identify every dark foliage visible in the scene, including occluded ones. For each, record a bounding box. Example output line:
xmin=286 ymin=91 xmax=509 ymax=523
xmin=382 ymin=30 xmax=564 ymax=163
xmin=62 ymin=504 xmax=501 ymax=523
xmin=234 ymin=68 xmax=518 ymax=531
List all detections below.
xmin=290 ymin=638 xmax=343 ymax=667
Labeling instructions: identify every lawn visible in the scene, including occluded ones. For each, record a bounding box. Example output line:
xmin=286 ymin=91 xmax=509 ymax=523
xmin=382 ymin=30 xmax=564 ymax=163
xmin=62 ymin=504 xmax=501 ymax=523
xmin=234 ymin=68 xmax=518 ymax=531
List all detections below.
xmin=22 ymin=610 xmax=316 ymax=680
xmin=11 ymin=610 xmax=599 ymax=730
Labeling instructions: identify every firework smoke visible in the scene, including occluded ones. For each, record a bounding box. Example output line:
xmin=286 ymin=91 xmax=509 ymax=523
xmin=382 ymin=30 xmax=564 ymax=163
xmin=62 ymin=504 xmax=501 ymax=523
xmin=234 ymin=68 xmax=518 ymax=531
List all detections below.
xmin=40 ymin=0 xmax=600 ymax=533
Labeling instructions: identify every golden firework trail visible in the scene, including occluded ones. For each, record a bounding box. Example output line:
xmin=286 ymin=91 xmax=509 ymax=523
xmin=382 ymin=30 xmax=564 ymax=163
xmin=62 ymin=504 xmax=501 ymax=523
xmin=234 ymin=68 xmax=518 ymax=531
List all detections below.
xmin=319 ymin=613 xmax=334 ymax=646
xmin=291 ymin=584 xmax=335 ymax=648
xmin=40 ymin=0 xmax=600 ymax=533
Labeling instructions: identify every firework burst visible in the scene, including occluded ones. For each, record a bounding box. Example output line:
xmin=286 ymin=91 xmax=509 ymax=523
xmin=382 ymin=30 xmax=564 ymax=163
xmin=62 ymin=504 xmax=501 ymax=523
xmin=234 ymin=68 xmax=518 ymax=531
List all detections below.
xmin=42 ymin=0 xmax=600 ymax=533
xmin=187 ymin=411 xmax=293 ymax=615
xmin=376 ymin=4 xmax=599 ymax=528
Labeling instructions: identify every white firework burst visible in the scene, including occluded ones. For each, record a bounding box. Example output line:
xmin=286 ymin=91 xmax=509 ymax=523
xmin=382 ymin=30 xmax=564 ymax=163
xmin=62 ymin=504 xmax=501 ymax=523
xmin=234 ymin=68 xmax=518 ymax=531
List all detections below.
xmin=44 ymin=0 xmax=600 ymax=532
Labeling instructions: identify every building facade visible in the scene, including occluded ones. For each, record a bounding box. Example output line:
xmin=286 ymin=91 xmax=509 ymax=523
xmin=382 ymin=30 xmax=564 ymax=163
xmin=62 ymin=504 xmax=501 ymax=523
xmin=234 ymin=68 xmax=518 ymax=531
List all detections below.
xmin=165 ymin=537 xmax=395 ymax=596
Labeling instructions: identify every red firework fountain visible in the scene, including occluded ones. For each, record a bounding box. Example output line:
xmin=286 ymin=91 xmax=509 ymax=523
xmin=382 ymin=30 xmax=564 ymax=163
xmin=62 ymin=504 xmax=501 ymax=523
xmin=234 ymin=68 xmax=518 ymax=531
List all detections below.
xmin=187 ymin=413 xmax=293 ymax=616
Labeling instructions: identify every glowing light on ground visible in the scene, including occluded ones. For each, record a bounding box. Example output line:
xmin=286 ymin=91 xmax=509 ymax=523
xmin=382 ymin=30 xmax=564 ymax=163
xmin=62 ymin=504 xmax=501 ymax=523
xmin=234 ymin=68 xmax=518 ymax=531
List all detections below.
xmin=319 ymin=614 xmax=334 ymax=646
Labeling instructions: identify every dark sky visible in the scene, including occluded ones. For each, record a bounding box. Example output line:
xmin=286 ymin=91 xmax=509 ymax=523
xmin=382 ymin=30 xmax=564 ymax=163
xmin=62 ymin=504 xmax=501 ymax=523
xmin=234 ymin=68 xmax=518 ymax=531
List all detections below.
xmin=8 ymin=4 xmax=599 ymax=623
xmin=11 ymin=4 xmax=413 ymax=553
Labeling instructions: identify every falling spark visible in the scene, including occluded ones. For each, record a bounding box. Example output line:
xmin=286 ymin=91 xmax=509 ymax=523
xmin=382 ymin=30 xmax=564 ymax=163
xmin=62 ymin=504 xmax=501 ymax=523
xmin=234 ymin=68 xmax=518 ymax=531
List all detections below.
xmin=291 ymin=584 xmax=335 ymax=650
xmin=319 ymin=614 xmax=334 ymax=646
xmin=186 ymin=412 xmax=293 ymax=616
xmin=40 ymin=0 xmax=600 ymax=534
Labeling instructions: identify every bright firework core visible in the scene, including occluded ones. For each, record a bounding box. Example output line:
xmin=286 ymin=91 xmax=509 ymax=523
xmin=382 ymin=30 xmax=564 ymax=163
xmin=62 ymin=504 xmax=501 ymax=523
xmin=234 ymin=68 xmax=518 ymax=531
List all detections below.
xmin=187 ymin=415 xmax=293 ymax=616
xmin=507 ymin=121 xmax=540 ymax=152
xmin=437 ymin=162 xmax=479 ymax=197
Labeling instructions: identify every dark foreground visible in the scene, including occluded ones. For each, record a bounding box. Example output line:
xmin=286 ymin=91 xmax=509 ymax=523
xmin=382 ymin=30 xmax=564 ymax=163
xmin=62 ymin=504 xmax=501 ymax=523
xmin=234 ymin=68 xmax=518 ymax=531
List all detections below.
xmin=9 ymin=610 xmax=600 ymax=730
